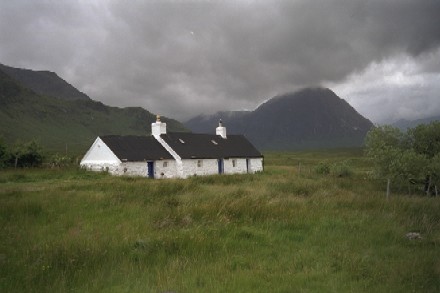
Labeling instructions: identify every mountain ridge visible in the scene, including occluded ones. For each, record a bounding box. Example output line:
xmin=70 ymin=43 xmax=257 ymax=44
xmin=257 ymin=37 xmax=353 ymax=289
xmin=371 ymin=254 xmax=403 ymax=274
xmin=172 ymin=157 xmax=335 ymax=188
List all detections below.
xmin=0 ymin=63 xmax=90 ymax=101
xmin=0 ymin=64 xmax=187 ymax=154
xmin=185 ymin=88 xmax=374 ymax=150
xmin=391 ymin=115 xmax=440 ymax=130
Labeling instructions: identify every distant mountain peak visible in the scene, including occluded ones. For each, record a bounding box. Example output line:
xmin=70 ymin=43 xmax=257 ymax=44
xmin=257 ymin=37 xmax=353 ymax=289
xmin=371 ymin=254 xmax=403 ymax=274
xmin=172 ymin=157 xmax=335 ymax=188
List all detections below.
xmin=185 ymin=87 xmax=373 ymax=150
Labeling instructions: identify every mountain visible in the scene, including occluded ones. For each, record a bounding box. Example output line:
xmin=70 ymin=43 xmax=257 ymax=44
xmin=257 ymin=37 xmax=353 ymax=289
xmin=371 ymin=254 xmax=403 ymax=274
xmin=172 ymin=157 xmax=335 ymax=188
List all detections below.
xmin=0 ymin=64 xmax=186 ymax=154
xmin=392 ymin=115 xmax=440 ymax=130
xmin=0 ymin=63 xmax=90 ymax=101
xmin=185 ymin=88 xmax=373 ymax=150
xmin=185 ymin=111 xmax=249 ymax=134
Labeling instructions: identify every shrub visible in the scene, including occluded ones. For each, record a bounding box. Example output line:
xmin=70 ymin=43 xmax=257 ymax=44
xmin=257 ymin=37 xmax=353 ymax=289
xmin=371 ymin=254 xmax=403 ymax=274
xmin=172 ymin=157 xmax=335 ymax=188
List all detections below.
xmin=10 ymin=140 xmax=44 ymax=168
xmin=366 ymin=122 xmax=440 ymax=193
xmin=314 ymin=162 xmax=331 ymax=175
xmin=331 ymin=161 xmax=353 ymax=178
xmin=49 ymin=153 xmax=73 ymax=168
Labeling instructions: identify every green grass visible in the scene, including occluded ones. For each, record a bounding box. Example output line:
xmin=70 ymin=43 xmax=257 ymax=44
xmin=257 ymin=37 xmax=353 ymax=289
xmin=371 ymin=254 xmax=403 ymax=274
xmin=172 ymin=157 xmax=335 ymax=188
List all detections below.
xmin=1 ymin=150 xmax=439 ymax=292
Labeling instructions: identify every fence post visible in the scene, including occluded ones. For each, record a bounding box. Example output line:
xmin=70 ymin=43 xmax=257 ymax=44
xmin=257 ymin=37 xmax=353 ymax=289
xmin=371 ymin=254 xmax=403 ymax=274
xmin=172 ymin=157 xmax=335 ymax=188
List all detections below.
xmin=386 ymin=179 xmax=391 ymax=200
xmin=298 ymin=162 xmax=301 ymax=175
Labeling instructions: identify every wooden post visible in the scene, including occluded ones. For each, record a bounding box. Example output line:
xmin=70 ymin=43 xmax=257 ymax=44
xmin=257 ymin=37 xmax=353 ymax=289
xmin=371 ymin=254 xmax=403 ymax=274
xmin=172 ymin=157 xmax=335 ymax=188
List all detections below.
xmin=426 ymin=176 xmax=432 ymax=196
xmin=14 ymin=156 xmax=18 ymax=169
xmin=298 ymin=162 xmax=301 ymax=175
xmin=435 ymin=185 xmax=438 ymax=197
xmin=386 ymin=179 xmax=390 ymax=200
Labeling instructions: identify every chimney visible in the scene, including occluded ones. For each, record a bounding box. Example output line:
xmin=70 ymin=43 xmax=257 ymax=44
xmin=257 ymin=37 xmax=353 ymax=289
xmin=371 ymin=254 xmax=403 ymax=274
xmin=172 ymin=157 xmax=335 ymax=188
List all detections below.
xmin=216 ymin=119 xmax=227 ymax=139
xmin=152 ymin=115 xmax=167 ymax=136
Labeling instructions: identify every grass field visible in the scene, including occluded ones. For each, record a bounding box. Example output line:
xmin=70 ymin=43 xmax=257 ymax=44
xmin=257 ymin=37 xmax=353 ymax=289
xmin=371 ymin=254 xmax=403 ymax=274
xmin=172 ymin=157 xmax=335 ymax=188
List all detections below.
xmin=1 ymin=149 xmax=439 ymax=292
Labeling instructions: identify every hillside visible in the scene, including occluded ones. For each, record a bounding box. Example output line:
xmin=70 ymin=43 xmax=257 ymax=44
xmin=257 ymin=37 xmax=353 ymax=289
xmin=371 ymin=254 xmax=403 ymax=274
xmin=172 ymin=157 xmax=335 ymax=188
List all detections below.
xmin=392 ymin=115 xmax=440 ymax=130
xmin=0 ymin=65 xmax=187 ymax=154
xmin=185 ymin=88 xmax=374 ymax=150
xmin=0 ymin=63 xmax=90 ymax=101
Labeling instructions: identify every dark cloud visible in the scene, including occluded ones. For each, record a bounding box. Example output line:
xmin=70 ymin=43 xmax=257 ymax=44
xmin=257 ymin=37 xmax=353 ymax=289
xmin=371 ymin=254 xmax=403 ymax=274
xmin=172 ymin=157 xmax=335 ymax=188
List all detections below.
xmin=1 ymin=0 xmax=440 ymax=122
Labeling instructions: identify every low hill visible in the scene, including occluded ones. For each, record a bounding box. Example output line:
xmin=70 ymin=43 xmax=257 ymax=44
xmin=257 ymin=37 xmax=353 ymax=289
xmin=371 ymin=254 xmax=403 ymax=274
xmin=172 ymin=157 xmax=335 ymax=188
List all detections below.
xmin=392 ymin=115 xmax=440 ymax=130
xmin=0 ymin=65 xmax=187 ymax=154
xmin=185 ymin=88 xmax=373 ymax=150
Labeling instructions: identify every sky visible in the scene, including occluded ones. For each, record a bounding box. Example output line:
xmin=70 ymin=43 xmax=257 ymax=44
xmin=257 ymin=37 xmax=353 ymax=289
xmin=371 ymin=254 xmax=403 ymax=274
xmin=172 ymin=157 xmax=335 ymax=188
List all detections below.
xmin=1 ymin=0 xmax=440 ymax=123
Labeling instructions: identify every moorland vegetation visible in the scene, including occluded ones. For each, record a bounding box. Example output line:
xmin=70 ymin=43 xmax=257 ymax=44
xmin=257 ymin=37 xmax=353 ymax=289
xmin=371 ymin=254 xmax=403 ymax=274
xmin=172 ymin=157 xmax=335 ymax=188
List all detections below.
xmin=1 ymin=147 xmax=439 ymax=292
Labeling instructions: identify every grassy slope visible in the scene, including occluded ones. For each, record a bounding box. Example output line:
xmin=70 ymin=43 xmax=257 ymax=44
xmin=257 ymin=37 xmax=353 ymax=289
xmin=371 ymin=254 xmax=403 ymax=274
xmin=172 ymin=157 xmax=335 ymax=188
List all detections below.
xmin=1 ymin=151 xmax=439 ymax=292
xmin=0 ymin=73 xmax=187 ymax=155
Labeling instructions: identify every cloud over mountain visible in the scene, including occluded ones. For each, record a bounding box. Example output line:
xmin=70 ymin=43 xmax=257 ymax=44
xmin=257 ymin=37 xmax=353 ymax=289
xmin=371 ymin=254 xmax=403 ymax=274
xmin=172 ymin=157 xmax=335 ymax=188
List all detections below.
xmin=1 ymin=0 xmax=440 ymax=122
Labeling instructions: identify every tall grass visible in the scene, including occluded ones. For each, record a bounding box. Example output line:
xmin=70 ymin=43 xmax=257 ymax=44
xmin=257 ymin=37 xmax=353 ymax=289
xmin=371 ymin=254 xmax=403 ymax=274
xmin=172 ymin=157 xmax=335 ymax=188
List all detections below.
xmin=1 ymin=149 xmax=439 ymax=292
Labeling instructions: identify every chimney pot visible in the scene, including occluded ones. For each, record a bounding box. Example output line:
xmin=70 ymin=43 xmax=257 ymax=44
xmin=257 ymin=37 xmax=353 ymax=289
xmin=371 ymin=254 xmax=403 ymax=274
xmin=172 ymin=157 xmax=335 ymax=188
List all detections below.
xmin=152 ymin=114 xmax=166 ymax=136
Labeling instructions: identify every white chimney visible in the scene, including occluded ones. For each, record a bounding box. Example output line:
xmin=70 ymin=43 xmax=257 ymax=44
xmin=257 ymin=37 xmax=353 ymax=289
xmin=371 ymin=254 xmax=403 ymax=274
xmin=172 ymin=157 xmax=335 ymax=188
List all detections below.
xmin=216 ymin=119 xmax=227 ymax=139
xmin=152 ymin=115 xmax=167 ymax=136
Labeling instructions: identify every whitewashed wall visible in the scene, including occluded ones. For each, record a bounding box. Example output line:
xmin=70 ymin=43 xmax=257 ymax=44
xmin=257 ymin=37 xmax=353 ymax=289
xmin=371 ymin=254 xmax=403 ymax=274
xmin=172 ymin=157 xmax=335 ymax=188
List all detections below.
xmin=179 ymin=157 xmax=264 ymax=178
xmin=81 ymin=162 xmax=120 ymax=173
xmin=223 ymin=158 xmax=248 ymax=174
xmin=116 ymin=162 xmax=148 ymax=176
xmin=249 ymin=158 xmax=264 ymax=173
xmin=81 ymin=136 xmax=264 ymax=178
xmin=181 ymin=159 xmax=218 ymax=178
xmin=80 ymin=137 xmax=121 ymax=172
xmin=152 ymin=160 xmax=177 ymax=179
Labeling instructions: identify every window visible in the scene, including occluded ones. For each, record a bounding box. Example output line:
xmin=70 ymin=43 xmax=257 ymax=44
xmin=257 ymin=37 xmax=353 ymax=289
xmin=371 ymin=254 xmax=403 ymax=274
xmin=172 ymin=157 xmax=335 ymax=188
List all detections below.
xmin=232 ymin=159 xmax=237 ymax=167
xmin=197 ymin=160 xmax=203 ymax=168
xmin=163 ymin=161 xmax=168 ymax=168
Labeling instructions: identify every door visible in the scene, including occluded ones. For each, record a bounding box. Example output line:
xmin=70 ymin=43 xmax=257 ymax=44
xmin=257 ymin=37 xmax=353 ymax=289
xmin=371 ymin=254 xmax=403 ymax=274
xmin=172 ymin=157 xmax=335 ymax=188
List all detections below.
xmin=218 ymin=159 xmax=224 ymax=174
xmin=147 ymin=162 xmax=154 ymax=178
xmin=246 ymin=158 xmax=250 ymax=173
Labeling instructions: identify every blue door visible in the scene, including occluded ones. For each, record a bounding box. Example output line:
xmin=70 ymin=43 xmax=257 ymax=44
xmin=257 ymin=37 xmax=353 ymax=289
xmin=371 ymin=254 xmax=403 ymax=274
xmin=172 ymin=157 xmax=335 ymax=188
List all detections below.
xmin=218 ymin=159 xmax=224 ymax=174
xmin=147 ymin=162 xmax=154 ymax=178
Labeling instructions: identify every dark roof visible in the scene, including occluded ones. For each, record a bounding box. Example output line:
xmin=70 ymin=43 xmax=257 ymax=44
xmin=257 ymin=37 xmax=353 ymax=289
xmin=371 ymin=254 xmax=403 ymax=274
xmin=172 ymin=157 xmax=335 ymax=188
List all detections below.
xmin=100 ymin=135 xmax=172 ymax=161
xmin=160 ymin=132 xmax=263 ymax=159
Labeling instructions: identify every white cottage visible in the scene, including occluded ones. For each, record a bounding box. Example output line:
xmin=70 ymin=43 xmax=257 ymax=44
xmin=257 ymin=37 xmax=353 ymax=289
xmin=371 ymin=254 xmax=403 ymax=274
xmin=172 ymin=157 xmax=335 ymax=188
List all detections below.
xmin=80 ymin=116 xmax=263 ymax=178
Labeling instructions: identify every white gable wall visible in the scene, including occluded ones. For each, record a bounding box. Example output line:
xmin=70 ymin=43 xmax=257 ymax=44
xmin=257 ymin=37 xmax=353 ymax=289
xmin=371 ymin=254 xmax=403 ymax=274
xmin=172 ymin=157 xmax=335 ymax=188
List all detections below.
xmin=80 ymin=137 xmax=121 ymax=172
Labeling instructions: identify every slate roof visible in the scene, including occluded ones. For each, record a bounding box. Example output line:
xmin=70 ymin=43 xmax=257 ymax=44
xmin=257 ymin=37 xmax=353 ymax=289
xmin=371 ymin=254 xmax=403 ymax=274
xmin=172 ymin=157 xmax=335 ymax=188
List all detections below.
xmin=100 ymin=135 xmax=172 ymax=161
xmin=160 ymin=132 xmax=263 ymax=159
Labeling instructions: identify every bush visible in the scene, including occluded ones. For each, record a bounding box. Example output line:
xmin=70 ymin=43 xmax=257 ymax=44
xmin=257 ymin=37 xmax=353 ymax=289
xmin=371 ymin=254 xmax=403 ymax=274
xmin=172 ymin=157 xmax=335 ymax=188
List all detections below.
xmin=331 ymin=161 xmax=353 ymax=178
xmin=365 ymin=122 xmax=440 ymax=194
xmin=314 ymin=162 xmax=331 ymax=175
xmin=314 ymin=161 xmax=353 ymax=177
xmin=10 ymin=140 xmax=44 ymax=168
xmin=49 ymin=153 xmax=73 ymax=168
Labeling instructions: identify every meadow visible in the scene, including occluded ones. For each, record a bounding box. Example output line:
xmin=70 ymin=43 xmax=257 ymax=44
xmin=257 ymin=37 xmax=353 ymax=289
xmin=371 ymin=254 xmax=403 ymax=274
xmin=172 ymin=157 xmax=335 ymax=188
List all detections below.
xmin=1 ymin=149 xmax=439 ymax=292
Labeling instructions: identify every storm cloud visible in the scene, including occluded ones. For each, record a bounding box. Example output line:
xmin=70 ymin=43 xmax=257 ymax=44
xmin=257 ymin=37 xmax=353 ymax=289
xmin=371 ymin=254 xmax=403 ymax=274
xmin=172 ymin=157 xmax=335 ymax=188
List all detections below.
xmin=1 ymin=0 xmax=440 ymax=122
